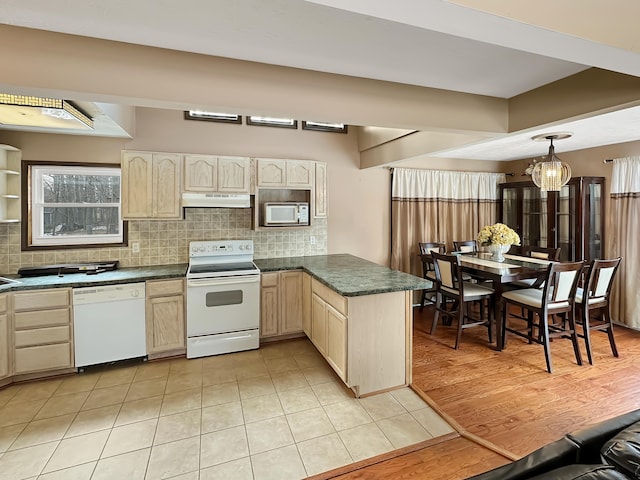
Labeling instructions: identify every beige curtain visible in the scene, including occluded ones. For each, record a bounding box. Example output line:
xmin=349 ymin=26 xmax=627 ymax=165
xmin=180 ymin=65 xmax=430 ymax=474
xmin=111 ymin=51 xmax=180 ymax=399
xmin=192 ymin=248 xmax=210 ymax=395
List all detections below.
xmin=609 ymin=157 xmax=640 ymax=329
xmin=390 ymin=168 xmax=505 ymax=277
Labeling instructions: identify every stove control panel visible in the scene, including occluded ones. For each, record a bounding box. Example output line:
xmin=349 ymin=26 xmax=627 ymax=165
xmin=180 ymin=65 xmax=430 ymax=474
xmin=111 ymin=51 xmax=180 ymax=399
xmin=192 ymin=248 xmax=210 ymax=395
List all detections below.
xmin=189 ymin=240 xmax=254 ymax=257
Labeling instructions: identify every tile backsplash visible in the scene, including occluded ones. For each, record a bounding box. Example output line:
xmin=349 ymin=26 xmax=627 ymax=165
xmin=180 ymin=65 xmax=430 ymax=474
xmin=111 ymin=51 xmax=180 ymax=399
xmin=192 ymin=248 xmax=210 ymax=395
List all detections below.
xmin=0 ymin=208 xmax=327 ymax=274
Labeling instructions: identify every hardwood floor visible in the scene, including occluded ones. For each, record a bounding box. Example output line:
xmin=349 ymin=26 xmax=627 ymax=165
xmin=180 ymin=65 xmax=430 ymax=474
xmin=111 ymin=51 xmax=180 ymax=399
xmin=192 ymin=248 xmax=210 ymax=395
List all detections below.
xmin=330 ymin=305 xmax=640 ymax=479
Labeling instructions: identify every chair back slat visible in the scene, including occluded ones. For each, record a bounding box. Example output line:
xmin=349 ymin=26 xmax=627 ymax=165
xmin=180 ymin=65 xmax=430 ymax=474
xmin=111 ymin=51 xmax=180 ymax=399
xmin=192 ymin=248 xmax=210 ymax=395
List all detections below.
xmin=432 ymin=252 xmax=462 ymax=293
xmin=453 ymin=240 xmax=477 ymax=253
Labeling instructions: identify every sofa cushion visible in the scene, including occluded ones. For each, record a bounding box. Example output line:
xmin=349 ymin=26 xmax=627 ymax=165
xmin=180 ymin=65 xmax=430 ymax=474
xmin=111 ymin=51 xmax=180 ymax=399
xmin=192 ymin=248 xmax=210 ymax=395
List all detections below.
xmin=528 ymin=465 xmax=631 ymax=480
xmin=600 ymin=421 xmax=640 ymax=479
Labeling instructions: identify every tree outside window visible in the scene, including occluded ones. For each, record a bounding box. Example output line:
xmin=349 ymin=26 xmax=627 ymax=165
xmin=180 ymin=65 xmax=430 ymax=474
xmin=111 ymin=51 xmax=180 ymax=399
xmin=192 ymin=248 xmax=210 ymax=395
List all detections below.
xmin=28 ymin=164 xmax=125 ymax=248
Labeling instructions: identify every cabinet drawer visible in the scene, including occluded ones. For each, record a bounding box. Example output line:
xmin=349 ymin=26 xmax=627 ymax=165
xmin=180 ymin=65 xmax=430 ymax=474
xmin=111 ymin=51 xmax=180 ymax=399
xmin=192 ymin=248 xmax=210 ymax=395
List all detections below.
xmin=0 ymin=294 xmax=6 ymax=314
xmin=146 ymin=279 xmax=184 ymax=297
xmin=312 ymin=279 xmax=347 ymax=316
xmin=261 ymin=272 xmax=279 ymax=288
xmin=15 ymin=325 xmax=71 ymax=348
xmin=14 ymin=343 xmax=72 ymax=374
xmin=14 ymin=289 xmax=70 ymax=311
xmin=15 ymin=308 xmax=70 ymax=329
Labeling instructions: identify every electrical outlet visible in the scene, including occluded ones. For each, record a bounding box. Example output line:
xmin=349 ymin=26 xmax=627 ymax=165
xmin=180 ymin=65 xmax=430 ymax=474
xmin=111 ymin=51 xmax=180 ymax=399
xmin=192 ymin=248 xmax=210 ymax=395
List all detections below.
xmin=310 ymin=236 xmax=316 ymax=245
xmin=132 ymin=242 xmax=140 ymax=253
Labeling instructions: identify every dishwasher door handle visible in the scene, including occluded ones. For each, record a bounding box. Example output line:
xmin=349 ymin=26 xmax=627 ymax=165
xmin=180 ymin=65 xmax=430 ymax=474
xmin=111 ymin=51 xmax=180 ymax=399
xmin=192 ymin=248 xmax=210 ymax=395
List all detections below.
xmin=187 ymin=275 xmax=260 ymax=288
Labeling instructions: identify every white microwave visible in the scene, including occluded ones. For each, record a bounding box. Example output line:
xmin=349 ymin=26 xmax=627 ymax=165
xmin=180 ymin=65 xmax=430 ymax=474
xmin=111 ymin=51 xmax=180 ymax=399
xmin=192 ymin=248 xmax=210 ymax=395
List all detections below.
xmin=263 ymin=202 xmax=309 ymax=226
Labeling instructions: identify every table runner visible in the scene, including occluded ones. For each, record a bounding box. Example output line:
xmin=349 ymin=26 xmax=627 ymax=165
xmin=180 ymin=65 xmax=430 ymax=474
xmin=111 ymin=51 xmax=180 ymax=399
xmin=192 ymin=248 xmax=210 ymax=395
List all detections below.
xmin=459 ymin=256 xmax=523 ymax=269
xmin=503 ymin=254 xmax=554 ymax=265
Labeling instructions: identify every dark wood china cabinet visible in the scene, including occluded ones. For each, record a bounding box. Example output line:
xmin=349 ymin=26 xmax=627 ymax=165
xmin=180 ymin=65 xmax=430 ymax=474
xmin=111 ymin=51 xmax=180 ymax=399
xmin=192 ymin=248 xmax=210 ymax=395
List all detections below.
xmin=499 ymin=177 xmax=604 ymax=262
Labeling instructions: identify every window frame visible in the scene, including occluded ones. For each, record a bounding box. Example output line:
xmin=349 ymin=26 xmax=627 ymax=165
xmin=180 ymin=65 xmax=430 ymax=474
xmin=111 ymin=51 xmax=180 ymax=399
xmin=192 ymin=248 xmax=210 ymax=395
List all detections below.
xmin=302 ymin=121 xmax=348 ymax=133
xmin=21 ymin=160 xmax=128 ymax=251
xmin=184 ymin=110 xmax=242 ymax=124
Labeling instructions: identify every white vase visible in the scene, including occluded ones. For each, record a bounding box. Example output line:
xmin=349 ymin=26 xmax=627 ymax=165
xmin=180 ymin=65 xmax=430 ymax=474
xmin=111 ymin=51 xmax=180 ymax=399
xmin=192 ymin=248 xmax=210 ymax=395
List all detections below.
xmin=487 ymin=244 xmax=510 ymax=262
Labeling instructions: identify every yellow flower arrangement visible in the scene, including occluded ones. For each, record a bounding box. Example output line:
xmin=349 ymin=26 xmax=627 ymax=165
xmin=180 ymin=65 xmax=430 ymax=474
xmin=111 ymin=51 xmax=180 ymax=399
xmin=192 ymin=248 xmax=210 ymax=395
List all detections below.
xmin=477 ymin=223 xmax=520 ymax=246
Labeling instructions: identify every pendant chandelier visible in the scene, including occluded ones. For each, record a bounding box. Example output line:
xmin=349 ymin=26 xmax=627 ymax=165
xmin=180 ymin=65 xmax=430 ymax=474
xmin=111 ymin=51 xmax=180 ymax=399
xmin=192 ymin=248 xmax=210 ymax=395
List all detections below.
xmin=530 ymin=133 xmax=572 ymax=192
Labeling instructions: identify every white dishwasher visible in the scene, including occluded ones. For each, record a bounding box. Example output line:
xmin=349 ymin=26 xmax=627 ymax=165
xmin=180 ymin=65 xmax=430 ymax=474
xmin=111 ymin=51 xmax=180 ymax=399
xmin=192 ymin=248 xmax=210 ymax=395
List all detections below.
xmin=73 ymin=282 xmax=147 ymax=369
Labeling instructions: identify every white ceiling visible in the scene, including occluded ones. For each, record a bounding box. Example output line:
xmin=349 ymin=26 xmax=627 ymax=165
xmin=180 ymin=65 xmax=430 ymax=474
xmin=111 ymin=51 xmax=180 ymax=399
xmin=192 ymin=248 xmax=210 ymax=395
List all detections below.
xmin=2 ymin=0 xmax=640 ymax=160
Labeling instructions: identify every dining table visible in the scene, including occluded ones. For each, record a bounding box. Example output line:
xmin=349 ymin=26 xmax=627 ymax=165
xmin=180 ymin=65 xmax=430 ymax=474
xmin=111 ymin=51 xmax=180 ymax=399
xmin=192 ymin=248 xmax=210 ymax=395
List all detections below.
xmin=455 ymin=252 xmax=553 ymax=351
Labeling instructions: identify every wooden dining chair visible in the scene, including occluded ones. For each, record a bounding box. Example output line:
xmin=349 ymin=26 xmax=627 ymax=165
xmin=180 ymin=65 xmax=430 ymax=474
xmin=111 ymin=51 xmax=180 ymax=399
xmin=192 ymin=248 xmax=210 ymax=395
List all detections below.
xmin=501 ymin=260 xmax=584 ymax=373
xmin=418 ymin=242 xmax=446 ymax=310
xmin=511 ymin=246 xmax=561 ymax=289
xmin=524 ymin=245 xmax=561 ymax=261
xmin=575 ymin=257 xmax=622 ymax=364
xmin=430 ymin=252 xmax=495 ymax=349
xmin=453 ymin=240 xmax=478 ymax=253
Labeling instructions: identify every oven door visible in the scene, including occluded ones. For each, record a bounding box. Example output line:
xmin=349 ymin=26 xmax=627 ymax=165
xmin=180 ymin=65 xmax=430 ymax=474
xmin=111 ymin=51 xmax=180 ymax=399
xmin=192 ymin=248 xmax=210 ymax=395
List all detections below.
xmin=186 ymin=274 xmax=260 ymax=337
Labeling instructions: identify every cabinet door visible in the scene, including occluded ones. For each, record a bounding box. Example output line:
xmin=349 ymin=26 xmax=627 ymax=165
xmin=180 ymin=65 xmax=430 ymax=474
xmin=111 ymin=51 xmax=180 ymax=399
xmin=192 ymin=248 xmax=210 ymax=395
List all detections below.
xmin=218 ymin=157 xmax=251 ymax=193
xmin=152 ymin=153 xmax=182 ymax=218
xmin=311 ymin=294 xmax=327 ymax=355
xmin=314 ymin=162 xmax=327 ymax=218
xmin=280 ymin=271 xmax=303 ymax=335
xmin=146 ymin=295 xmax=185 ymax=354
xmin=184 ymin=155 xmax=217 ymax=192
xmin=260 ymin=273 xmax=279 ymax=338
xmin=122 ymin=151 xmax=153 ymax=218
xmin=257 ymin=159 xmax=286 ymax=187
xmin=286 ymin=160 xmax=314 ymax=188
xmin=326 ymin=304 xmax=347 ymax=382
xmin=0 ymin=313 xmax=8 ymax=379
xmin=302 ymin=273 xmax=312 ymax=337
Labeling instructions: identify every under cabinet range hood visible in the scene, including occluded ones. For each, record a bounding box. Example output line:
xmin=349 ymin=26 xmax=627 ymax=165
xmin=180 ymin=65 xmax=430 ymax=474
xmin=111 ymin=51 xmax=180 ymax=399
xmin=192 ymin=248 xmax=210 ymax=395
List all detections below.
xmin=182 ymin=193 xmax=251 ymax=208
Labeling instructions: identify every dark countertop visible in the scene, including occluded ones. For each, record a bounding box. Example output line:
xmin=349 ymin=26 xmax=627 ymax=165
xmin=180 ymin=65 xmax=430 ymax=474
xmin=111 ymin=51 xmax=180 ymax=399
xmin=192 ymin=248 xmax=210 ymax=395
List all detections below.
xmin=255 ymin=254 xmax=430 ymax=297
xmin=0 ymin=255 xmax=428 ymax=297
xmin=0 ymin=264 xmax=188 ymax=292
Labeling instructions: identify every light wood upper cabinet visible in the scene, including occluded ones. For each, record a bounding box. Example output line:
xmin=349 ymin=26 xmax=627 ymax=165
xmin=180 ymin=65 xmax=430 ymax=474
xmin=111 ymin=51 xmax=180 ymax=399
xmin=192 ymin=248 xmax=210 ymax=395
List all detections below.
xmin=257 ymin=159 xmax=286 ymax=187
xmin=286 ymin=160 xmax=314 ymax=188
xmin=314 ymin=162 xmax=327 ymax=218
xmin=122 ymin=151 xmax=182 ymax=219
xmin=257 ymin=158 xmax=314 ymax=188
xmin=122 ymin=151 xmax=153 ymax=218
xmin=0 ymin=144 xmax=21 ymax=223
xmin=146 ymin=279 xmax=185 ymax=358
xmin=184 ymin=155 xmax=218 ymax=192
xmin=218 ymin=157 xmax=251 ymax=193
xmin=153 ymin=153 xmax=182 ymax=218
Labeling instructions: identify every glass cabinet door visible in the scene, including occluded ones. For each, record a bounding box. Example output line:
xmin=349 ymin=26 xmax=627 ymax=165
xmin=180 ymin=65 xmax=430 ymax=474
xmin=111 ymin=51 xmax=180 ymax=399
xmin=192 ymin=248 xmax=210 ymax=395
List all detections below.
xmin=586 ymin=181 xmax=603 ymax=260
xmin=554 ymin=183 xmax=576 ymax=261
xmin=501 ymin=186 xmax=518 ymax=232
xmin=522 ymin=186 xmax=547 ymax=247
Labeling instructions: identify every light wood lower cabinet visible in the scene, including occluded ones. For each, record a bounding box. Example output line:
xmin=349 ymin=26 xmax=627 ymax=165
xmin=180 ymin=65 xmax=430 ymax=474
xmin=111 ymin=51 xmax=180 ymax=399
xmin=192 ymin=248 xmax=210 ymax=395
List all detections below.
xmin=0 ymin=294 xmax=9 ymax=380
xmin=302 ymin=272 xmax=312 ymax=337
xmin=310 ymin=278 xmax=410 ymax=396
xmin=260 ymin=271 xmax=304 ymax=339
xmin=146 ymin=279 xmax=185 ymax=359
xmin=12 ymin=288 xmax=73 ymax=375
xmin=311 ymin=284 xmax=347 ymax=382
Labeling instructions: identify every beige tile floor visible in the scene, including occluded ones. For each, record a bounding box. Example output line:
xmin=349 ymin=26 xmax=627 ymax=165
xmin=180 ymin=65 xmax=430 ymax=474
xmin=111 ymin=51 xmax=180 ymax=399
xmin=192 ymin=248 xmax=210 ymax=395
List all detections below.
xmin=0 ymin=338 xmax=455 ymax=480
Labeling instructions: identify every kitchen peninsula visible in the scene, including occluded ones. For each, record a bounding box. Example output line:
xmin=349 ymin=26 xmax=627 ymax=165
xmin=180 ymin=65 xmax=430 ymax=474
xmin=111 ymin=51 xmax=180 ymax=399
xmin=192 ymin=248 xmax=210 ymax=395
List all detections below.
xmin=0 ymin=255 xmax=428 ymax=397
xmin=256 ymin=254 xmax=429 ymax=396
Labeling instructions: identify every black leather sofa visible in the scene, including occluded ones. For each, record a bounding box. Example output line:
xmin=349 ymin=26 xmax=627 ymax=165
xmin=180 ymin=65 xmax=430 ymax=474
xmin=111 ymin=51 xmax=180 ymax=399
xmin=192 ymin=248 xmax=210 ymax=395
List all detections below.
xmin=467 ymin=409 xmax=640 ymax=479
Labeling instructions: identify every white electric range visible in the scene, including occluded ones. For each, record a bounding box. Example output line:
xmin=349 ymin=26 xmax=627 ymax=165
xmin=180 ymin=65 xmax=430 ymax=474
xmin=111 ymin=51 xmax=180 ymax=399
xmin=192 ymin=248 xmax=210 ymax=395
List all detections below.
xmin=185 ymin=240 xmax=260 ymax=358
